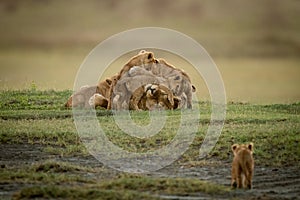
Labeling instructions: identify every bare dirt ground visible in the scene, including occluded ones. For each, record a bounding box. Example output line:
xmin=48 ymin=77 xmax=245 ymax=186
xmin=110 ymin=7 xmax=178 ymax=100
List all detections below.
xmin=0 ymin=144 xmax=299 ymax=200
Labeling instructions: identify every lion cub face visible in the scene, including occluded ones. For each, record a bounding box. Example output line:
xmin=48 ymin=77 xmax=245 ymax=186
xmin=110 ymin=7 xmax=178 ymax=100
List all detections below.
xmin=119 ymin=50 xmax=155 ymax=78
xmin=231 ymin=143 xmax=254 ymax=189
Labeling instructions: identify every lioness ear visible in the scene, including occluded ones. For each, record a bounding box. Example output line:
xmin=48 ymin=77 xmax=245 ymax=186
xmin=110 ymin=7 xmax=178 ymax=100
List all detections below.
xmin=231 ymin=144 xmax=238 ymax=152
xmin=248 ymin=143 xmax=254 ymax=151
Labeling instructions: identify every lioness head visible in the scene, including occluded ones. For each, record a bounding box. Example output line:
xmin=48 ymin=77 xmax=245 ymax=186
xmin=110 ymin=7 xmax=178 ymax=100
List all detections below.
xmin=143 ymin=84 xmax=175 ymax=110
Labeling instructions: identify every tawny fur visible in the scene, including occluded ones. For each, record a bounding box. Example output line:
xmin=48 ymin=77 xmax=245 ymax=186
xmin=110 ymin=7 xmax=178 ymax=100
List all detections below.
xmin=65 ymin=85 xmax=100 ymax=108
xmin=118 ymin=50 xmax=155 ymax=78
xmin=152 ymin=58 xmax=196 ymax=109
xmin=111 ymin=72 xmax=166 ymax=110
xmin=129 ymin=84 xmax=178 ymax=111
xmin=107 ymin=50 xmax=156 ymax=110
xmin=231 ymin=143 xmax=254 ymax=189
xmin=67 ymin=50 xmax=196 ymax=111
xmin=65 ymin=76 xmax=114 ymax=109
xmin=89 ymin=93 xmax=108 ymax=108
xmin=110 ymin=56 xmax=196 ymax=110
xmin=96 ymin=76 xmax=117 ymax=100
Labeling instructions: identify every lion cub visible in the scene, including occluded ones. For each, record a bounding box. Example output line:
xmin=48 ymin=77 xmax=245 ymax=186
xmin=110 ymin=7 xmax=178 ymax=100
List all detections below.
xmin=231 ymin=143 xmax=254 ymax=189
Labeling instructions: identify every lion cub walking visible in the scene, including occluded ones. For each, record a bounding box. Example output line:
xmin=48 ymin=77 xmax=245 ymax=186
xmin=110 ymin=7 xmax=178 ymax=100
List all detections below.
xmin=231 ymin=143 xmax=254 ymax=189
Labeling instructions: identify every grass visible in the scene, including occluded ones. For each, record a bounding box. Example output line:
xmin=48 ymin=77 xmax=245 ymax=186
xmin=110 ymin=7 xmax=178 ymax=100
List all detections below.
xmin=0 ymin=89 xmax=72 ymax=110
xmin=0 ymin=90 xmax=299 ymax=165
xmin=11 ymin=176 xmax=228 ymax=200
xmin=13 ymin=186 xmax=160 ymax=200
xmin=1 ymin=1 xmax=299 ymax=198
xmin=0 ymin=90 xmax=299 ymax=199
xmin=212 ymin=102 xmax=300 ymax=166
xmin=1 ymin=159 xmax=229 ymax=199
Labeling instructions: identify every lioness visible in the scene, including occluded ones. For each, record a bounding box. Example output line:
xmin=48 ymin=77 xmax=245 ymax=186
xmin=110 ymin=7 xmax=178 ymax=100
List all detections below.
xmin=129 ymin=83 xmax=178 ymax=110
xmin=231 ymin=143 xmax=254 ymax=189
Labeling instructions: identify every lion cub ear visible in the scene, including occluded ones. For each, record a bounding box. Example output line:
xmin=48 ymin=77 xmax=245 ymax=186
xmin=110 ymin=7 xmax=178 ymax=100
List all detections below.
xmin=192 ymin=85 xmax=196 ymax=92
xmin=139 ymin=50 xmax=146 ymax=54
xmin=231 ymin=144 xmax=239 ymax=153
xmin=106 ymin=78 xmax=112 ymax=85
xmin=248 ymin=143 xmax=254 ymax=152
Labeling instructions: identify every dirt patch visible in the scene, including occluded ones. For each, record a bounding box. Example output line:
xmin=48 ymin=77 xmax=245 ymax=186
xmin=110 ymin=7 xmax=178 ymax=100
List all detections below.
xmin=155 ymin=163 xmax=300 ymax=199
xmin=0 ymin=144 xmax=299 ymax=199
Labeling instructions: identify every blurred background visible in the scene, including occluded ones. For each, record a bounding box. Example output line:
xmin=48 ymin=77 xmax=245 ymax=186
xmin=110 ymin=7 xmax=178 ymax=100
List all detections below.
xmin=0 ymin=0 xmax=299 ymax=103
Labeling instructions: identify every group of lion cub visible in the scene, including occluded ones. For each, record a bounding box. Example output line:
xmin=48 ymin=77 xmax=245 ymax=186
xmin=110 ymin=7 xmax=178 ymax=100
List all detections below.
xmin=65 ymin=50 xmax=254 ymax=189
xmin=65 ymin=50 xmax=195 ymax=110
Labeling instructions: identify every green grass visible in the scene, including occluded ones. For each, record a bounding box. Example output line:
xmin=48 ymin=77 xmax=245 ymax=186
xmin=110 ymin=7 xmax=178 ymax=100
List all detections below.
xmin=0 ymin=89 xmax=72 ymax=110
xmin=212 ymin=102 xmax=300 ymax=166
xmin=11 ymin=176 xmax=228 ymax=200
xmin=0 ymin=90 xmax=299 ymax=165
xmin=1 ymin=159 xmax=228 ymax=199
xmin=0 ymin=90 xmax=299 ymax=199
